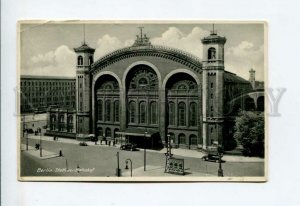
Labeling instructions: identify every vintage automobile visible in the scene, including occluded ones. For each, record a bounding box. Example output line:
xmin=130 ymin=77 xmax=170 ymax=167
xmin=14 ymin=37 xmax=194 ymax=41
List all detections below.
xmin=120 ymin=143 xmax=137 ymax=151
xmin=26 ymin=128 xmax=34 ymax=134
xmin=79 ymin=142 xmax=88 ymax=146
xmin=201 ymin=150 xmax=223 ymax=162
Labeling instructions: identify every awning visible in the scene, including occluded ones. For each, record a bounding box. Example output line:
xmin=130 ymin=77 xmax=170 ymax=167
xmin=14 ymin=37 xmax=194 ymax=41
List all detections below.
xmin=116 ymin=128 xmax=158 ymax=138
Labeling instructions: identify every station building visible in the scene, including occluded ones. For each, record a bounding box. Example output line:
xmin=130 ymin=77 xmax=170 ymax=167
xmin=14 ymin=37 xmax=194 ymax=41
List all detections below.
xmin=46 ymin=29 xmax=263 ymax=150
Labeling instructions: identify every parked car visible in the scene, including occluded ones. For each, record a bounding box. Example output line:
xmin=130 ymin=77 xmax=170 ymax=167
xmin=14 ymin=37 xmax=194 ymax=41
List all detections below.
xmin=79 ymin=142 xmax=88 ymax=146
xmin=120 ymin=143 xmax=137 ymax=151
xmin=26 ymin=128 xmax=34 ymax=134
xmin=201 ymin=151 xmax=222 ymax=162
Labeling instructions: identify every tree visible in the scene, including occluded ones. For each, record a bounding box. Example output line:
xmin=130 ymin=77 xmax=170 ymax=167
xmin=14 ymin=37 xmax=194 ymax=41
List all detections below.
xmin=234 ymin=111 xmax=264 ymax=157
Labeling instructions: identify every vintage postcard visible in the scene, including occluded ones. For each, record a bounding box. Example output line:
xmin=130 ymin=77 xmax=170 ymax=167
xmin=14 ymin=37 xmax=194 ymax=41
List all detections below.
xmin=18 ymin=20 xmax=267 ymax=181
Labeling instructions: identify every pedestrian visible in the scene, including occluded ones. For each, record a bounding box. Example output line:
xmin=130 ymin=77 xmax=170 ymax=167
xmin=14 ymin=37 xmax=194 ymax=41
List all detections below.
xmin=53 ymin=136 xmax=55 ymax=141
xmin=59 ymin=150 xmax=63 ymax=157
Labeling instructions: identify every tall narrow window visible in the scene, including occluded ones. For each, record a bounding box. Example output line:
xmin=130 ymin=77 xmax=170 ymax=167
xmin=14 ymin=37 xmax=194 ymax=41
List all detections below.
xmin=139 ymin=101 xmax=146 ymax=124
xmin=208 ymin=47 xmax=216 ymax=60
xmin=129 ymin=101 xmax=136 ymax=123
xmin=78 ymin=56 xmax=83 ymax=65
xmin=89 ymin=56 xmax=93 ymax=65
xmin=168 ymin=102 xmax=175 ymax=125
xmin=178 ymin=102 xmax=186 ymax=126
xmin=98 ymin=127 xmax=103 ymax=136
xmin=189 ymin=102 xmax=197 ymax=126
xmin=105 ymin=100 xmax=111 ymax=121
xmin=98 ymin=100 xmax=103 ymax=121
xmin=114 ymin=100 xmax=119 ymax=122
xmin=105 ymin=128 xmax=111 ymax=137
xmin=179 ymin=134 xmax=186 ymax=144
xmin=150 ymin=102 xmax=157 ymax=124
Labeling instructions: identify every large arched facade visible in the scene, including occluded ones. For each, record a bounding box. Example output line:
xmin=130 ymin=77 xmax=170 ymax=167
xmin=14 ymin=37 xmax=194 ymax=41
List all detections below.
xmin=89 ymin=46 xmax=203 ymax=149
xmin=72 ymin=31 xmax=255 ymax=150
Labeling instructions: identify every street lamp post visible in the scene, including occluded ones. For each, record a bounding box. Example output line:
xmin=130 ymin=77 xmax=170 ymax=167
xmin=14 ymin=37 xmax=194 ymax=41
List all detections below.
xmin=25 ymin=131 xmax=28 ymax=150
xmin=125 ymin=158 xmax=133 ymax=177
xmin=38 ymin=127 xmax=42 ymax=157
xmin=116 ymin=151 xmax=121 ymax=177
xmin=144 ymin=131 xmax=147 ymax=171
xmin=218 ymin=145 xmax=224 ymax=177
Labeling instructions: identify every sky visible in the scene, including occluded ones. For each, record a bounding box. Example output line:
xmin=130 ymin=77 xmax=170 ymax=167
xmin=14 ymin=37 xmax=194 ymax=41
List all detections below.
xmin=20 ymin=22 xmax=265 ymax=81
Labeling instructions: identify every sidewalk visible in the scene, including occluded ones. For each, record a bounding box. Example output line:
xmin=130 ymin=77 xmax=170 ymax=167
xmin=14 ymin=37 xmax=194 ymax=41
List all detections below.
xmin=21 ymin=144 xmax=60 ymax=160
xmin=25 ymin=135 xmax=264 ymax=163
xmin=122 ymin=165 xmax=214 ymax=177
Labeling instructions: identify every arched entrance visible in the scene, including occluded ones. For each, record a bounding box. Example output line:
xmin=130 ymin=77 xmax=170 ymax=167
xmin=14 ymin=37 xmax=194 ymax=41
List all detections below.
xmin=165 ymin=72 xmax=200 ymax=148
xmin=93 ymin=74 xmax=120 ymax=138
xmin=124 ymin=64 xmax=161 ymax=148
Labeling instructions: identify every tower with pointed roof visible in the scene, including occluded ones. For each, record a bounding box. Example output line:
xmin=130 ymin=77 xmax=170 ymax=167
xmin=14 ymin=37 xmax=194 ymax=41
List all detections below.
xmin=201 ymin=26 xmax=227 ymax=149
xmin=249 ymin=68 xmax=256 ymax=89
xmin=74 ymin=41 xmax=95 ymax=135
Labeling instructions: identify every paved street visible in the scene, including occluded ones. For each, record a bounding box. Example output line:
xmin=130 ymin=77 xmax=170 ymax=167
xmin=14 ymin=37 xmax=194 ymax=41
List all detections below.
xmin=20 ymin=136 xmax=264 ymax=177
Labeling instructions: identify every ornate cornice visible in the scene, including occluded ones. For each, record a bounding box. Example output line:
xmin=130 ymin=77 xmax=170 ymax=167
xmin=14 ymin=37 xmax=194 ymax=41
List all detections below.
xmin=90 ymin=45 xmax=203 ymax=76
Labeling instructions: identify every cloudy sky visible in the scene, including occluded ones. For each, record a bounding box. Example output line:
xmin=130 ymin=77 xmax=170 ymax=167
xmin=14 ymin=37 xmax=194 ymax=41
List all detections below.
xmin=20 ymin=22 xmax=265 ymax=81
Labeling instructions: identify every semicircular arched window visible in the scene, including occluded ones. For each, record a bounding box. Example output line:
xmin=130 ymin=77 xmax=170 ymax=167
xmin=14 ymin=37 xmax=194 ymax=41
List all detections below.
xmin=208 ymin=47 xmax=216 ymax=60
xmin=78 ymin=56 xmax=83 ymax=65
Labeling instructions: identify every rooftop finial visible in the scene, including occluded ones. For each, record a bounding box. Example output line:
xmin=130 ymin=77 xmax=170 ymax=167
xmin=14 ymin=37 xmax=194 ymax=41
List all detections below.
xmin=211 ymin=24 xmax=217 ymax=35
xmin=132 ymin=27 xmax=151 ymax=47
xmin=138 ymin=26 xmax=144 ymax=39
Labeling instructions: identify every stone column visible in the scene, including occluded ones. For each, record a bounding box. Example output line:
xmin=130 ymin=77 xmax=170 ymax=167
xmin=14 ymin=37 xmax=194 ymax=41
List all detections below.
xmin=159 ymin=88 xmax=166 ymax=144
xmin=202 ymin=70 xmax=208 ymax=149
xmin=120 ymin=88 xmax=127 ymax=131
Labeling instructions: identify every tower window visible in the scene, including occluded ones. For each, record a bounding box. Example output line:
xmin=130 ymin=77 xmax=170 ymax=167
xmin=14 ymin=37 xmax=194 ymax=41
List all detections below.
xmin=89 ymin=56 xmax=93 ymax=65
xmin=210 ymin=82 xmax=213 ymax=89
xmin=208 ymin=47 xmax=216 ymax=60
xmin=78 ymin=56 xmax=83 ymax=65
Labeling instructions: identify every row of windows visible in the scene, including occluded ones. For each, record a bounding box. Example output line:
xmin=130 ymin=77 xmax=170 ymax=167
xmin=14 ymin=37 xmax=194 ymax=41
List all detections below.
xmin=128 ymin=101 xmax=158 ymax=124
xmin=21 ymin=81 xmax=75 ymax=87
xmin=77 ymin=56 xmax=93 ymax=66
xmin=50 ymin=115 xmax=74 ymax=132
xmin=22 ymin=92 xmax=75 ymax=97
xmin=168 ymin=102 xmax=198 ymax=127
xmin=168 ymin=133 xmax=198 ymax=145
xmin=97 ymin=127 xmax=120 ymax=138
xmin=97 ymin=100 xmax=120 ymax=122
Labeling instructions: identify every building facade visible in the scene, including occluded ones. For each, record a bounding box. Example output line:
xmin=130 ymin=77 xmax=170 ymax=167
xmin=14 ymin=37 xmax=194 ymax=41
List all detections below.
xmin=71 ymin=30 xmax=257 ymax=150
xmin=20 ymin=76 xmax=76 ymax=113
